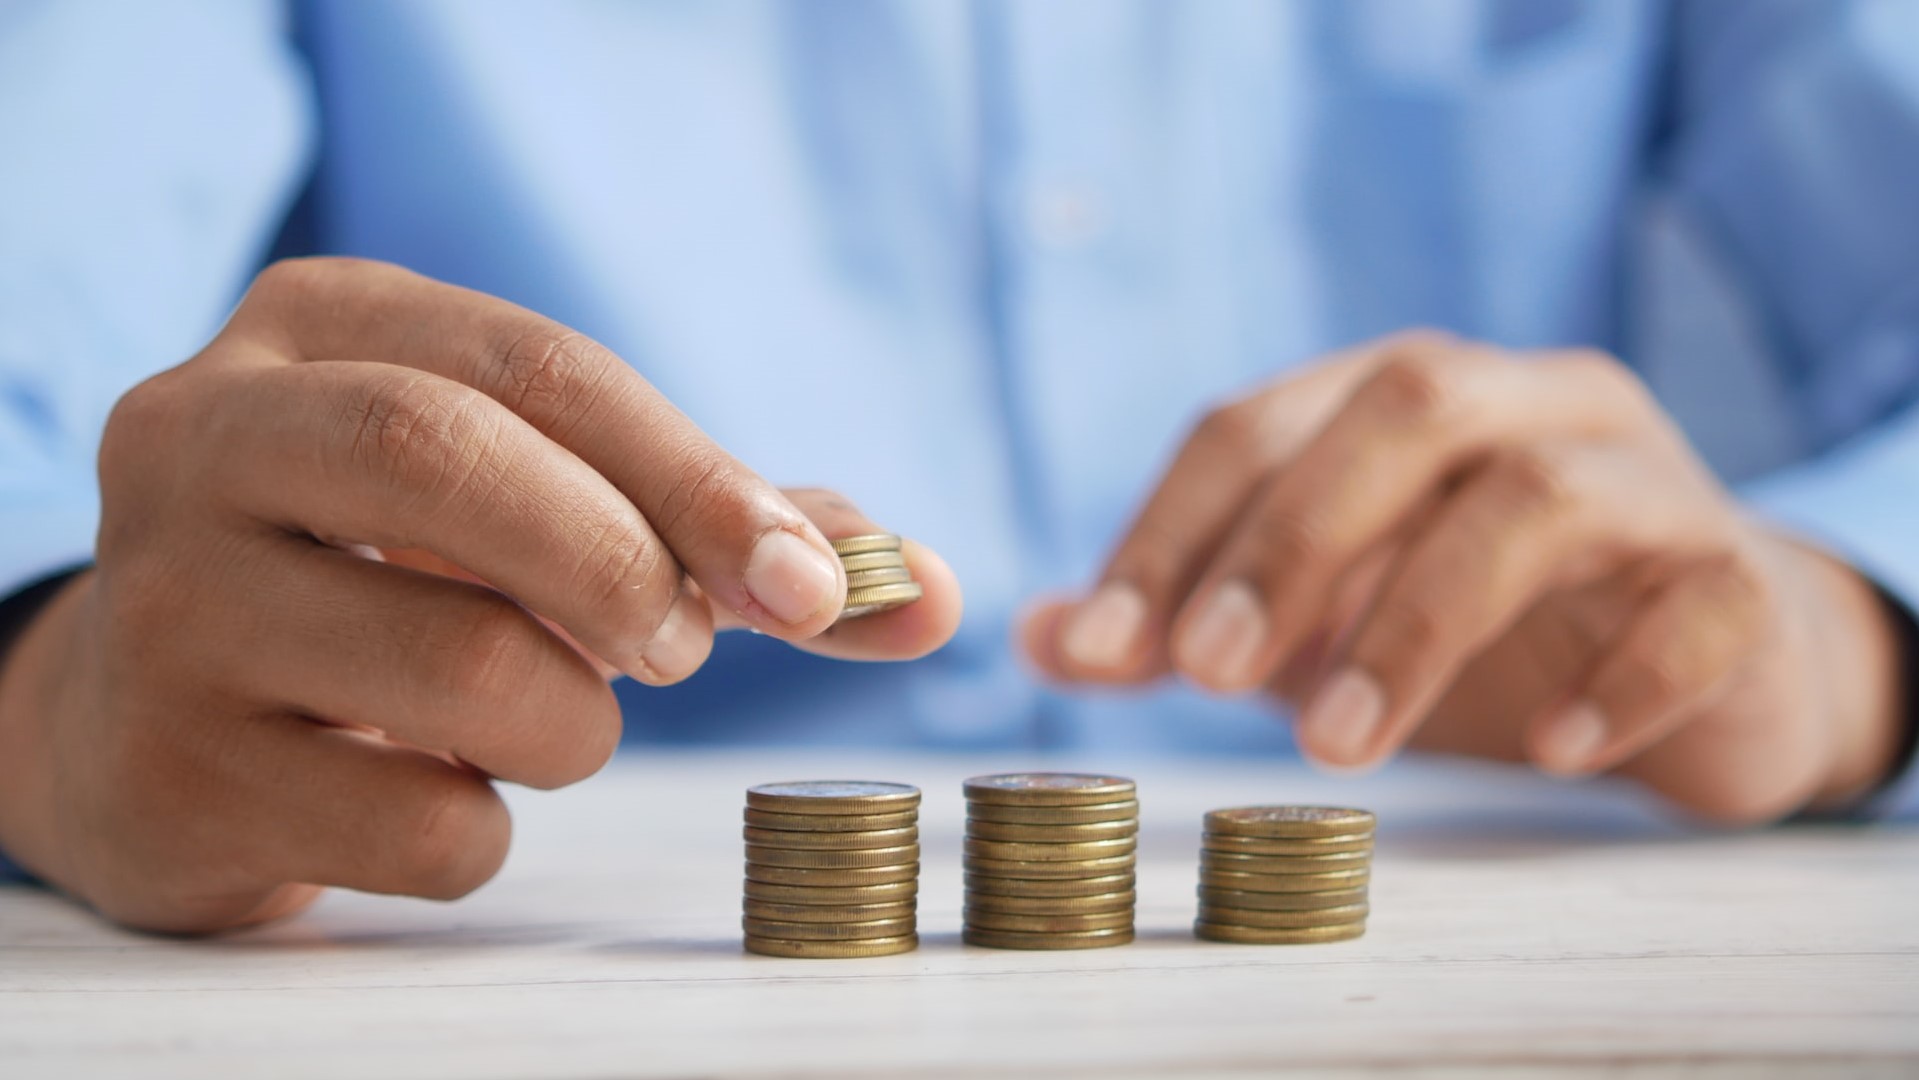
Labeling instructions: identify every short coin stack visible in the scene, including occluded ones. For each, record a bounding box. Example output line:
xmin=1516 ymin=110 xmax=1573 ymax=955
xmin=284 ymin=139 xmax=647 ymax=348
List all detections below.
xmin=1194 ymin=806 xmax=1374 ymax=944
xmin=962 ymin=773 xmax=1139 ymax=950
xmin=830 ymin=533 xmax=923 ymax=621
xmin=742 ymin=781 xmax=922 ymax=958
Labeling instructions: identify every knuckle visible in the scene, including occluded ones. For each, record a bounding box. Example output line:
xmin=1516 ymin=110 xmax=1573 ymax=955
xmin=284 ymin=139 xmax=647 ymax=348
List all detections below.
xmin=404 ymin=781 xmax=510 ymax=900
xmin=1485 ymin=446 xmax=1577 ymax=518
xmin=99 ymin=371 xmax=189 ymax=484
xmin=1191 ymin=399 xmax=1268 ymax=457
xmin=342 ymin=377 xmax=491 ymax=509
xmin=1359 ymin=354 xmax=1459 ymax=428
xmin=1368 ymin=594 xmax=1449 ymax=661
xmin=446 ymin=597 xmax=543 ymax=710
xmin=1622 ymin=648 xmax=1692 ymax=709
xmin=648 ymin=447 xmax=744 ymax=540
xmin=1246 ymin=504 xmax=1333 ymax=572
xmin=574 ymin=520 xmax=675 ymax=614
xmin=494 ymin=329 xmax=606 ymax=422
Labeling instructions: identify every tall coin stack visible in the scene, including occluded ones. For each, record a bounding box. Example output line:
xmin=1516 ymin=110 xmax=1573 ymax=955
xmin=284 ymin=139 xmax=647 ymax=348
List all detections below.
xmin=742 ymin=781 xmax=922 ymax=958
xmin=1194 ymin=806 xmax=1374 ymax=944
xmin=830 ymin=533 xmax=923 ymax=621
xmin=962 ymin=773 xmax=1139 ymax=950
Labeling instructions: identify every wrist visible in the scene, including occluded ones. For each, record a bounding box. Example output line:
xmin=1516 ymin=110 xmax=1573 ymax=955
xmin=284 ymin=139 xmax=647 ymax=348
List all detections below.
xmin=1783 ymin=541 xmax=1907 ymax=810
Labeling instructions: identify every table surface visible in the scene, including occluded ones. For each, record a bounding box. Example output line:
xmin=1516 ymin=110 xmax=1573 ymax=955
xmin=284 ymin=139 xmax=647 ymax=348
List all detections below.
xmin=3 ymin=750 xmax=1915 ymax=1079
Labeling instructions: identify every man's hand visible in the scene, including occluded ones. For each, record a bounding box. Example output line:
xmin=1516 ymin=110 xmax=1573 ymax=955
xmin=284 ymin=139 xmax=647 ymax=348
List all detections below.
xmin=0 ymin=258 xmax=961 ymax=932
xmin=1023 ymin=333 xmax=1905 ymax=824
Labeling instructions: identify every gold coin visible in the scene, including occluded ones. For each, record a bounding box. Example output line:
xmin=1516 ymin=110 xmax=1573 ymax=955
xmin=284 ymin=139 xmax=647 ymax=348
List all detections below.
xmin=837 ymin=550 xmax=909 ymax=574
xmin=1194 ymin=920 xmax=1366 ymax=945
xmin=743 ymin=899 xmax=917 ymax=924
xmin=1196 ymin=885 xmax=1367 ymax=911
xmin=744 ymin=878 xmax=919 ymax=905
xmin=964 ymin=836 xmax=1136 ymax=862
xmin=1204 ymin=806 xmax=1375 ymax=839
xmin=964 ymin=853 xmax=1136 ymax=880
xmin=744 ymin=934 xmax=918 ymax=959
xmin=746 ymin=781 xmax=921 ymax=816
xmin=744 ymin=808 xmax=919 ymax=832
xmin=1199 ymin=849 xmax=1372 ymax=875
xmin=829 ymin=534 xmax=903 ymax=557
xmin=964 ymin=872 xmax=1136 ymax=898
xmin=1196 ymin=903 xmax=1370 ymax=928
xmin=1202 ymin=832 xmax=1373 ymax=856
xmin=742 ymin=825 xmax=919 ymax=850
xmin=1198 ymin=868 xmax=1370 ymax=893
xmin=964 ymin=773 xmax=1137 ymax=807
xmin=746 ymin=843 xmax=918 ymax=869
xmin=746 ymin=863 xmax=919 ymax=887
xmin=965 ymin=818 xmax=1138 ymax=843
xmin=966 ymin=800 xmax=1140 ymax=825
xmin=963 ymin=926 xmax=1134 ymax=951
xmin=962 ymin=890 xmax=1135 ymax=916
xmin=841 ymin=581 xmax=923 ymax=619
xmin=742 ymin=915 xmax=916 ymax=941
xmin=844 ymin=566 xmax=915 ymax=589
xmin=965 ymin=908 xmax=1133 ymax=933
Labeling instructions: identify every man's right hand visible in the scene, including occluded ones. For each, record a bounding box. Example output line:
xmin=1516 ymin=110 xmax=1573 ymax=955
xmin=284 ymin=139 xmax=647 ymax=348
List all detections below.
xmin=0 ymin=258 xmax=961 ymax=933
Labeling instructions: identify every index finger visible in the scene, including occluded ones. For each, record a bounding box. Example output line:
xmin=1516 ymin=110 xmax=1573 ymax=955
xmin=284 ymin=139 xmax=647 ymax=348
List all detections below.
xmin=226 ymin=258 xmax=846 ymax=639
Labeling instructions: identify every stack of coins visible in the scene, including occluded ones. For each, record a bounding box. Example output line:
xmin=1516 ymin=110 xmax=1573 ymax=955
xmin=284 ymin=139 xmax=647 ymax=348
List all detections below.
xmin=962 ymin=773 xmax=1139 ymax=950
xmin=742 ymin=781 xmax=922 ymax=958
xmin=1194 ymin=806 xmax=1374 ymax=944
xmin=830 ymin=534 xmax=923 ymax=621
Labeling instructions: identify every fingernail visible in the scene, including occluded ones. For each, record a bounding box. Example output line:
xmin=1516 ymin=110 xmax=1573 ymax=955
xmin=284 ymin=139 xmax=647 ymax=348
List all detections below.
xmin=1061 ymin=582 xmax=1147 ymax=670
xmin=743 ymin=529 xmax=841 ymax=625
xmin=639 ymin=593 xmax=707 ymax=684
xmin=1536 ymin=702 xmax=1609 ymax=776
xmin=1297 ymin=667 xmax=1384 ymax=763
xmin=1175 ymin=579 xmax=1268 ymax=689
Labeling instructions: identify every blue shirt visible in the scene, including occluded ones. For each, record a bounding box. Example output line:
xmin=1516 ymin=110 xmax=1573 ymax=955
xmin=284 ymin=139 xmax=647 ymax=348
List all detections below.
xmin=2 ymin=0 xmax=1917 ymax=820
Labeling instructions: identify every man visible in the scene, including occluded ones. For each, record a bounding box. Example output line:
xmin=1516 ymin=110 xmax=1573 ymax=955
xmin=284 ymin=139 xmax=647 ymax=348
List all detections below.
xmin=1 ymin=1 xmax=1915 ymax=933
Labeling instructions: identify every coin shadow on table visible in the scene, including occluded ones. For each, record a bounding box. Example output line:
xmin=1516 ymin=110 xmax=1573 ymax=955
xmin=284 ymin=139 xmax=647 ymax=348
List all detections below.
xmin=210 ymin=922 xmax=589 ymax=952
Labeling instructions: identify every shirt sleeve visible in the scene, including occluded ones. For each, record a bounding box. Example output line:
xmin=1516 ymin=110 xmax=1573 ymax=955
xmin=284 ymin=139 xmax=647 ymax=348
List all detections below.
xmin=1665 ymin=1 xmax=1919 ymax=819
xmin=0 ymin=0 xmax=314 ymax=601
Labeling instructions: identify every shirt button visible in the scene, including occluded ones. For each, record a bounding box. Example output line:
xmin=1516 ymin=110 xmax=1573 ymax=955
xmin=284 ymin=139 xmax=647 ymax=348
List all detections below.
xmin=1026 ymin=184 xmax=1108 ymax=250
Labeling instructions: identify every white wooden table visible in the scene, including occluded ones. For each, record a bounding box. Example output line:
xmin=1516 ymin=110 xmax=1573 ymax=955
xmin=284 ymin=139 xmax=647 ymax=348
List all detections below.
xmin=3 ymin=750 xmax=1915 ymax=1078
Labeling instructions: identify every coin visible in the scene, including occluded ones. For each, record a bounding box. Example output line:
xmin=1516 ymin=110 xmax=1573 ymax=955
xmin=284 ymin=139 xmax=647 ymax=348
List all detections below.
xmin=964 ymin=872 xmax=1135 ymax=898
xmin=964 ymin=773 xmax=1137 ymax=806
xmin=963 ymin=853 xmax=1136 ymax=879
xmin=838 ymin=550 xmax=909 ymax=574
xmin=745 ymin=843 xmax=919 ymax=869
xmin=747 ymin=863 xmax=920 ymax=887
xmin=1196 ymin=885 xmax=1367 ymax=911
xmin=962 ymin=890 xmax=1136 ymax=916
xmin=1196 ymin=903 xmax=1369 ymax=928
xmin=744 ymin=934 xmax=918 ymax=958
xmin=745 ymin=781 xmax=921 ymax=815
xmin=1198 ymin=867 xmax=1370 ymax=893
xmin=842 ymin=581 xmax=923 ymax=619
xmin=965 ymin=818 xmax=1138 ymax=843
xmin=742 ymin=825 xmax=919 ymax=850
xmin=829 ymin=534 xmax=903 ymax=556
xmin=964 ymin=908 xmax=1134 ymax=933
xmin=744 ymin=808 xmax=920 ymax=833
xmin=1204 ymin=806 xmax=1375 ymax=839
xmin=962 ymin=926 xmax=1134 ymax=950
xmin=844 ymin=566 xmax=916 ymax=589
xmin=966 ymin=800 xmax=1140 ymax=826
xmin=1202 ymin=832 xmax=1373 ymax=856
xmin=743 ymin=915 xmax=917 ymax=941
xmin=1198 ymin=849 xmax=1371 ymax=874
xmin=744 ymin=899 xmax=917 ymax=924
xmin=744 ymin=879 xmax=919 ymax=905
xmin=1193 ymin=920 xmax=1366 ymax=945
xmin=963 ymin=836 xmax=1137 ymax=862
